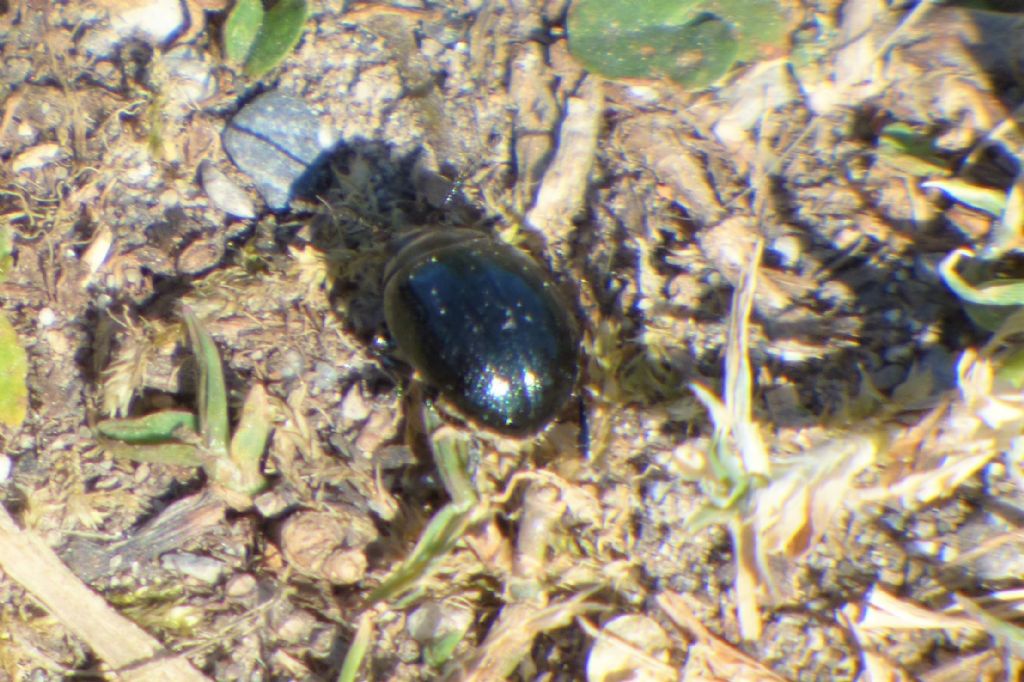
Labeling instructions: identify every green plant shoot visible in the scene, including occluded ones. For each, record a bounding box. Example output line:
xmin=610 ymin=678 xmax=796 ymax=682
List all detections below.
xmin=96 ymin=308 xmax=271 ymax=500
xmin=224 ymin=0 xmax=309 ymax=78
xmin=366 ymin=406 xmax=485 ymax=605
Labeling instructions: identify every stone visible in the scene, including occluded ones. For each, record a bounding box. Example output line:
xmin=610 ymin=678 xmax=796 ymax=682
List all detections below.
xmin=223 ymin=92 xmax=336 ymax=210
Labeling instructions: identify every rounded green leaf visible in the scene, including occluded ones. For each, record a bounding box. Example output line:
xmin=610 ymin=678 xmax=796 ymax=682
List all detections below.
xmin=568 ymin=0 xmax=739 ymax=89
xmin=243 ymin=0 xmax=309 ymax=79
xmin=716 ymin=0 xmax=789 ymax=62
xmin=567 ymin=0 xmax=789 ymax=89
xmin=224 ymin=0 xmax=265 ymax=66
xmin=0 ymin=313 xmax=27 ymax=428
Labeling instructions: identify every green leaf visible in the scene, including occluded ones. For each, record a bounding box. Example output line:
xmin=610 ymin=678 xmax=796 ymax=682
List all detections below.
xmin=0 ymin=223 xmax=12 ymax=283
xmin=877 ymin=123 xmax=951 ymax=177
xmin=367 ymin=413 xmax=482 ymax=605
xmin=985 ymin=171 xmax=1024 ymax=258
xmin=923 ymin=179 xmax=1007 ymax=216
xmin=939 ymin=248 xmax=1024 ymax=306
xmin=182 ymin=308 xmax=230 ymax=455
xmin=0 ymin=313 xmax=27 ymax=428
xmin=685 ymin=502 xmax=738 ymax=532
xmin=96 ymin=410 xmax=199 ymax=444
xmin=996 ymin=346 xmax=1024 ymax=388
xmin=423 ymin=629 xmax=468 ymax=668
xmin=102 ymin=441 xmax=203 ymax=467
xmin=567 ymin=0 xmax=787 ymax=90
xmin=718 ymin=0 xmax=789 ymax=63
xmin=243 ymin=0 xmax=308 ymax=79
xmin=963 ymin=302 xmax=1015 ymax=332
xmin=224 ymin=0 xmax=265 ymax=66
xmin=227 ymin=384 xmax=271 ymax=495
xmin=939 ymin=249 xmax=1024 ymax=330
xmin=337 ymin=612 xmax=373 ymax=682
xmin=366 ymin=501 xmax=477 ymax=605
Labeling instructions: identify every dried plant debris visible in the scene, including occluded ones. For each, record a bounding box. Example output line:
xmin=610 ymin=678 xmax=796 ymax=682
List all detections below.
xmin=4 ymin=0 xmax=1024 ymax=679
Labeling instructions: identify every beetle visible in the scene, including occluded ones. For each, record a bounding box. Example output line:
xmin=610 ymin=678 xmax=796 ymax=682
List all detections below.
xmin=382 ymin=228 xmax=580 ymax=436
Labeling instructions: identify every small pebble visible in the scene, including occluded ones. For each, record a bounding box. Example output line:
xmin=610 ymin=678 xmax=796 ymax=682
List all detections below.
xmin=339 ymin=384 xmax=371 ymax=423
xmin=769 ymin=234 xmax=803 ymax=269
xmin=253 ymin=490 xmax=292 ymax=519
xmin=308 ymin=627 xmax=336 ymax=659
xmin=225 ymin=573 xmax=257 ymax=599
xmin=12 ymin=143 xmax=68 ymax=173
xmin=280 ymin=510 xmax=377 ymax=586
xmin=407 ymin=601 xmax=473 ymax=646
xmin=200 ymin=161 xmax=257 ymax=219
xmin=587 ymin=614 xmax=673 ymax=682
xmin=274 ymin=610 xmax=317 ymax=645
xmin=322 ymin=549 xmax=368 ymax=585
xmin=161 ymin=46 xmax=217 ymax=109
xmin=275 ymin=348 xmax=305 ymax=381
xmin=10 ymin=120 xmax=38 ymax=147
xmin=161 ymin=552 xmax=226 ymax=584
xmin=312 ymin=361 xmax=340 ymax=393
xmin=38 ymin=307 xmax=57 ymax=328
xmin=223 ymin=92 xmax=335 ymax=210
xmin=176 ymin=233 xmax=225 ymax=276
xmin=625 ymin=85 xmax=661 ymax=104
xmin=107 ymin=0 xmax=187 ymax=45
xmin=354 ymin=408 xmax=400 ymax=457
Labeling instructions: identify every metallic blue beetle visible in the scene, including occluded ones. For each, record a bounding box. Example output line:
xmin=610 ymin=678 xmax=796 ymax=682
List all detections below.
xmin=383 ymin=229 xmax=580 ymax=435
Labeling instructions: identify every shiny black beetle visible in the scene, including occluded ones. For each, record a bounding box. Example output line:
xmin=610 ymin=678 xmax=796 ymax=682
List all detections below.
xmin=382 ymin=229 xmax=580 ymax=436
